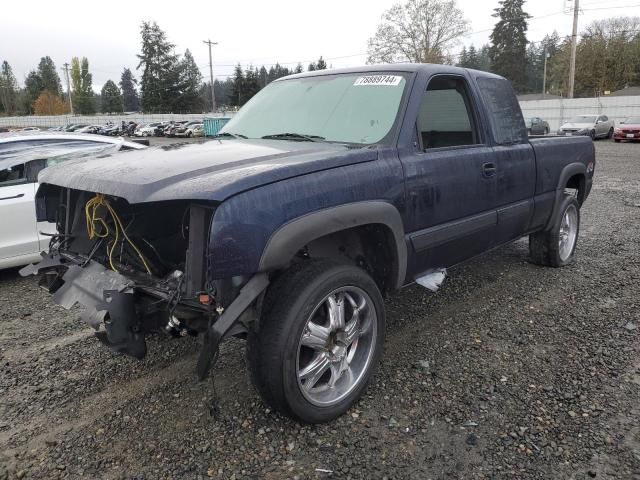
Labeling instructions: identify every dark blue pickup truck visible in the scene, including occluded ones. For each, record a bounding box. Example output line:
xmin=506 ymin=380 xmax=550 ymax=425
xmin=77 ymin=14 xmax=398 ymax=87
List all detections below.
xmin=23 ymin=64 xmax=595 ymax=423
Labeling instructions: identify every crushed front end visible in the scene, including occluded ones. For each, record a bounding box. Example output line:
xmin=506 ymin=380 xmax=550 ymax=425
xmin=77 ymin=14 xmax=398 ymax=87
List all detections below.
xmin=22 ymin=184 xmax=267 ymax=377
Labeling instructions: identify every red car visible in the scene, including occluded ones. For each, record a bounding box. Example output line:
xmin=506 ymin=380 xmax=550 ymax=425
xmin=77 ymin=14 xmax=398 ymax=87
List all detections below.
xmin=614 ymin=116 xmax=640 ymax=142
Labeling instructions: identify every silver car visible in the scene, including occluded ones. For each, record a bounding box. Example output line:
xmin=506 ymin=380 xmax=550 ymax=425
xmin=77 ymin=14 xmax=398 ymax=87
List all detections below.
xmin=558 ymin=114 xmax=614 ymax=140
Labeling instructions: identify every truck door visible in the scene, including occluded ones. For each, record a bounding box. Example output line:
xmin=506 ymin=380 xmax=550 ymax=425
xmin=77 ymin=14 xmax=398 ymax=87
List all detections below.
xmin=475 ymin=76 xmax=536 ymax=245
xmin=399 ymin=75 xmax=499 ymax=279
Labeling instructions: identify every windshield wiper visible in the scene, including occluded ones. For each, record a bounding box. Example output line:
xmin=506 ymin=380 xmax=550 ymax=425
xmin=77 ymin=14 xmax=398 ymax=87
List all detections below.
xmin=261 ymin=132 xmax=326 ymax=142
xmin=212 ymin=132 xmax=247 ymax=139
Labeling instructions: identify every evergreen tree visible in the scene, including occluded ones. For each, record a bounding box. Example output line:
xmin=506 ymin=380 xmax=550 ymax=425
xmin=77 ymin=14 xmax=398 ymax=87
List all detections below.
xmin=294 ymin=63 xmax=303 ymax=74
xmin=120 ymin=68 xmax=140 ymax=111
xmin=0 ymin=61 xmax=18 ymax=114
xmin=173 ymin=49 xmax=202 ymax=112
xmin=467 ymin=45 xmax=480 ymax=69
xmin=489 ymin=0 xmax=531 ymax=92
xmin=243 ymin=66 xmax=261 ymax=104
xmin=457 ymin=46 xmax=468 ymax=67
xmin=315 ymin=56 xmax=327 ymax=70
xmin=478 ymin=44 xmax=492 ymax=72
xmin=70 ymin=57 xmax=95 ymax=114
xmin=100 ymin=80 xmax=123 ymax=113
xmin=259 ymin=66 xmax=268 ymax=88
xmin=137 ymin=21 xmax=179 ymax=112
xmin=24 ymin=71 xmax=43 ymax=113
xmin=37 ymin=56 xmax=61 ymax=96
xmin=231 ymin=64 xmax=244 ymax=107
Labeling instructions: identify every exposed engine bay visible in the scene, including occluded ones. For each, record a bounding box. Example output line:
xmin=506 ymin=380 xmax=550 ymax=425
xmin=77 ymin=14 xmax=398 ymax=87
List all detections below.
xmin=21 ymin=184 xmax=268 ymax=378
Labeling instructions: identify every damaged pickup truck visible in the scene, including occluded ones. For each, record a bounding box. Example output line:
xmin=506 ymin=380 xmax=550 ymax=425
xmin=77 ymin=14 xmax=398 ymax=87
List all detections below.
xmin=22 ymin=64 xmax=595 ymax=423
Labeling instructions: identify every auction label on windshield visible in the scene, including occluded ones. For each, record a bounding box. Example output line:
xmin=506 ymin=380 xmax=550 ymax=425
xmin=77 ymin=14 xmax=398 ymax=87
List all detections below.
xmin=353 ymin=75 xmax=403 ymax=86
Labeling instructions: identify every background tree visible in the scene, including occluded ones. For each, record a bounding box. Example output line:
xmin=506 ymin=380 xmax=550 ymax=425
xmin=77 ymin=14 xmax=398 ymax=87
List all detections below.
xmin=120 ymin=68 xmax=140 ymax=111
xmin=33 ymin=91 xmax=68 ymax=115
xmin=167 ymin=49 xmax=203 ymax=112
xmin=367 ymin=0 xmax=469 ymax=64
xmin=231 ymin=64 xmax=245 ymax=107
xmin=294 ymin=63 xmax=304 ymax=74
xmin=137 ymin=21 xmax=179 ymax=112
xmin=37 ymin=56 xmax=61 ymax=96
xmin=0 ymin=61 xmax=18 ymax=114
xmin=100 ymin=80 xmax=123 ymax=113
xmin=489 ymin=0 xmax=531 ymax=92
xmin=458 ymin=45 xmax=481 ymax=69
xmin=70 ymin=57 xmax=95 ymax=114
xmin=478 ymin=44 xmax=492 ymax=71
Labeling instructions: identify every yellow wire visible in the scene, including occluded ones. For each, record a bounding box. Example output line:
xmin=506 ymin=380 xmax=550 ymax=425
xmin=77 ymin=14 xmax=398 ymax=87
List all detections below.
xmin=84 ymin=193 xmax=152 ymax=274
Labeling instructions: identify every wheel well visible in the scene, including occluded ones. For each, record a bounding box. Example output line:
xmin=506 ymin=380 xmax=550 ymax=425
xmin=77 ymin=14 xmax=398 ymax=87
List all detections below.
xmin=565 ymin=174 xmax=586 ymax=206
xmin=298 ymin=224 xmax=398 ymax=295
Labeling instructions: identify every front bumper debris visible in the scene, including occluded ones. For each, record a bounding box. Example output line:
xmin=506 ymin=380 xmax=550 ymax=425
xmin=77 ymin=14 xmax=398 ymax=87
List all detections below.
xmin=21 ymin=253 xmax=272 ymax=379
xmin=21 ymin=255 xmax=147 ymax=357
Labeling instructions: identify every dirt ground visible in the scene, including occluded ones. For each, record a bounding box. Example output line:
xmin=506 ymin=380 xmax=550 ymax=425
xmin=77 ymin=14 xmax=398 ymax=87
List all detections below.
xmin=0 ymin=140 xmax=639 ymax=480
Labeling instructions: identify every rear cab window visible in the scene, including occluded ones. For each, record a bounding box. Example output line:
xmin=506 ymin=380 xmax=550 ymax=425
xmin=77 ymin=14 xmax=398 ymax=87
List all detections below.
xmin=476 ymin=77 xmax=527 ymax=145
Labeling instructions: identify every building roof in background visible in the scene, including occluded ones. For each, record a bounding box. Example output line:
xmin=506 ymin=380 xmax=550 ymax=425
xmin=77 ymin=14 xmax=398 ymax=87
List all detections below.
xmin=609 ymin=86 xmax=640 ymax=97
xmin=517 ymin=93 xmax=562 ymax=101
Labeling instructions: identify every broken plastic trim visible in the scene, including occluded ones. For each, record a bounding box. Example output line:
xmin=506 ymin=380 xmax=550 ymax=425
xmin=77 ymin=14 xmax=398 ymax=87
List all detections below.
xmin=415 ymin=268 xmax=447 ymax=292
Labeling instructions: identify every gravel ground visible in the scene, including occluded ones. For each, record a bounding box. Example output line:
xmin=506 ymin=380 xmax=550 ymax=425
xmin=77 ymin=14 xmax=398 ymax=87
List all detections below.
xmin=1 ymin=140 xmax=639 ymax=480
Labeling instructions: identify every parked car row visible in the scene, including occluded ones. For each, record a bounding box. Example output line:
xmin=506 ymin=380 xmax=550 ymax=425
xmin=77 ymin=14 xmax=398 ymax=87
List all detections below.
xmin=143 ymin=120 xmax=205 ymax=138
xmin=524 ymin=114 xmax=639 ymax=143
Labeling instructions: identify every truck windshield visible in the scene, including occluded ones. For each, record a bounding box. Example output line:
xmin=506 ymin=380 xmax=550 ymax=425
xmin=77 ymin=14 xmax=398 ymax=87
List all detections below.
xmin=568 ymin=115 xmax=597 ymax=123
xmin=220 ymin=73 xmax=408 ymax=145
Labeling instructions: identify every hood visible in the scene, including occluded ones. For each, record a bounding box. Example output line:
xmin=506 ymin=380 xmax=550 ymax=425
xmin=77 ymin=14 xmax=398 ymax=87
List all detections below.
xmin=620 ymin=123 xmax=640 ymax=130
xmin=37 ymin=139 xmax=377 ymax=204
xmin=560 ymin=122 xmax=594 ymax=130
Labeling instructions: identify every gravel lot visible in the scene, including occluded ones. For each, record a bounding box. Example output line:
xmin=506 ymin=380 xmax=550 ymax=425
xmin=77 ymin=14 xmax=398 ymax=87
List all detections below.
xmin=1 ymin=140 xmax=639 ymax=480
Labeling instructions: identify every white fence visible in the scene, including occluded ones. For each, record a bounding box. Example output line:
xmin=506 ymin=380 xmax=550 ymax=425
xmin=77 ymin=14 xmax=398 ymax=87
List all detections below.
xmin=519 ymin=95 xmax=640 ymax=132
xmin=0 ymin=112 xmax=234 ymax=129
xmin=2 ymin=96 xmax=640 ymax=132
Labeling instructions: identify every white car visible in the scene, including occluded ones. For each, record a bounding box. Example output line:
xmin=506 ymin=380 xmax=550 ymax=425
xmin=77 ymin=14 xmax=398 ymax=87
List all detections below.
xmin=557 ymin=114 xmax=615 ymax=140
xmin=0 ymin=132 xmax=146 ymax=269
xmin=135 ymin=122 xmax=161 ymax=137
xmin=190 ymin=123 xmax=205 ymax=137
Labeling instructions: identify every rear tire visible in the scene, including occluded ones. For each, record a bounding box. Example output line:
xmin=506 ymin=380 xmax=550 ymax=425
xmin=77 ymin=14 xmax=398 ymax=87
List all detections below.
xmin=590 ymin=130 xmax=596 ymax=140
xmin=529 ymin=195 xmax=580 ymax=267
xmin=247 ymin=260 xmax=385 ymax=423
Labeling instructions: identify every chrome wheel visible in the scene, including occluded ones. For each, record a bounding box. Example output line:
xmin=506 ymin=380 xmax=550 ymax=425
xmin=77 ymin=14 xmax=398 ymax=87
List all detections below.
xmin=559 ymin=204 xmax=578 ymax=261
xmin=296 ymin=287 xmax=377 ymax=407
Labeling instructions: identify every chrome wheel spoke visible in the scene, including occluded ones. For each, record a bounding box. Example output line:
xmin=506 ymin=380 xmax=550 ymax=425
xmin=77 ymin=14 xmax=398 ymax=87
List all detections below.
xmin=299 ymin=352 xmax=330 ymax=390
xmin=327 ymin=294 xmax=346 ymax=331
xmin=301 ymin=322 xmax=330 ymax=351
xmin=344 ymin=317 xmax=361 ymax=345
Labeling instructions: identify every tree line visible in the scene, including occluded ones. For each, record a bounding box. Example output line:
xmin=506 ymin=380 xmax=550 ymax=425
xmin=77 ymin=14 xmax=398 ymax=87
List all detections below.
xmin=368 ymin=0 xmax=640 ymax=96
xmin=0 ymin=21 xmax=327 ymax=116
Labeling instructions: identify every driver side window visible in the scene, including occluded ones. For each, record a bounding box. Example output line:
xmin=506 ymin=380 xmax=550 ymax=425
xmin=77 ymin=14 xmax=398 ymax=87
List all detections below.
xmin=417 ymin=76 xmax=480 ymax=150
xmin=0 ymin=163 xmax=27 ymax=186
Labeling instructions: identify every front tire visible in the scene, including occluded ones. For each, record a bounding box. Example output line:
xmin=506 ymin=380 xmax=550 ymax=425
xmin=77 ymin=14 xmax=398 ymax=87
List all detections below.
xmin=529 ymin=195 xmax=580 ymax=267
xmin=607 ymin=127 xmax=614 ymax=139
xmin=590 ymin=130 xmax=596 ymax=140
xmin=247 ymin=260 xmax=385 ymax=423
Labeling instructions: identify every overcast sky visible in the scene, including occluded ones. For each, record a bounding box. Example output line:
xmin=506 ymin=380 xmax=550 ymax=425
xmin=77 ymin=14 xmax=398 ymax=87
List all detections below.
xmin=2 ymin=0 xmax=639 ymax=90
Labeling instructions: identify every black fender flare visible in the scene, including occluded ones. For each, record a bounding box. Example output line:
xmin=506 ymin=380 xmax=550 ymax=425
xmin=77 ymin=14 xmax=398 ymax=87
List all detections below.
xmin=545 ymin=162 xmax=586 ymax=231
xmin=258 ymin=201 xmax=407 ymax=290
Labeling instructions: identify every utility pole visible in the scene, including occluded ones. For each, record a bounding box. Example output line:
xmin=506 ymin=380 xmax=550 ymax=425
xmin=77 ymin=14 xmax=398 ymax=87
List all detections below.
xmin=62 ymin=63 xmax=73 ymax=115
xmin=542 ymin=48 xmax=550 ymax=98
xmin=567 ymin=0 xmax=579 ymax=99
xmin=203 ymin=39 xmax=218 ymax=114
